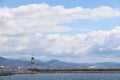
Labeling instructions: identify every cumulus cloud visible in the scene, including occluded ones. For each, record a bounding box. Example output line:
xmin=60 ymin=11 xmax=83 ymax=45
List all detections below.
xmin=10 ymin=26 xmax=119 ymax=62
xmin=34 ymin=26 xmax=120 ymax=57
xmin=1 ymin=26 xmax=120 ymax=62
xmin=0 ymin=4 xmax=120 ymax=62
xmin=0 ymin=4 xmax=120 ymax=36
xmin=0 ymin=36 xmax=29 ymax=51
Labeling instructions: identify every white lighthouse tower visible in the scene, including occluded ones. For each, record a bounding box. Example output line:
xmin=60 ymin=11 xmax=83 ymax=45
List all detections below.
xmin=31 ymin=54 xmax=35 ymax=70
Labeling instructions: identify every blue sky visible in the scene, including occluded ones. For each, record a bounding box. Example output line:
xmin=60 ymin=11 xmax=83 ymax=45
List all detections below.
xmin=0 ymin=0 xmax=120 ymax=63
xmin=0 ymin=0 xmax=120 ymax=8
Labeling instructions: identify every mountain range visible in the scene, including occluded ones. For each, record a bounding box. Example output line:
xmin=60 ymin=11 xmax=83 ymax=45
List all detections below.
xmin=0 ymin=56 xmax=120 ymax=69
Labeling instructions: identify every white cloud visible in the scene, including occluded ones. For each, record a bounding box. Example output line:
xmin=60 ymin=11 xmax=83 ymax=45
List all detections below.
xmin=0 ymin=4 xmax=120 ymax=36
xmin=0 ymin=37 xmax=29 ymax=51
xmin=32 ymin=26 xmax=120 ymax=57
xmin=0 ymin=4 xmax=120 ymax=62
xmin=1 ymin=26 xmax=120 ymax=62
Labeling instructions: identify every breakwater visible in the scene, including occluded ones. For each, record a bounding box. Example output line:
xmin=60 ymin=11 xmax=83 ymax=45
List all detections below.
xmin=16 ymin=69 xmax=120 ymax=74
xmin=1 ymin=69 xmax=120 ymax=76
xmin=0 ymin=71 xmax=13 ymax=76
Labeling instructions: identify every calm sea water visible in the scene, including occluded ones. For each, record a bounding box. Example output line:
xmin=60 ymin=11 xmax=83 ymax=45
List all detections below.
xmin=0 ymin=73 xmax=120 ymax=80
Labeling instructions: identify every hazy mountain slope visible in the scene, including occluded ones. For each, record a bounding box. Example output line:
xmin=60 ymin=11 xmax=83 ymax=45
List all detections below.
xmin=0 ymin=57 xmax=120 ymax=69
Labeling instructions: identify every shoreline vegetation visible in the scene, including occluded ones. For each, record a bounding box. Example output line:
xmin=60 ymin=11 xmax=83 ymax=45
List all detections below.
xmin=1 ymin=69 xmax=120 ymax=76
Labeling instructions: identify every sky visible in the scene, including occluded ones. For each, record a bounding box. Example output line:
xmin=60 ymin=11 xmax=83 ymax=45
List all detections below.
xmin=0 ymin=0 xmax=120 ymax=63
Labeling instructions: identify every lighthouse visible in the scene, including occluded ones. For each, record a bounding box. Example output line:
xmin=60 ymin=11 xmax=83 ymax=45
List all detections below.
xmin=31 ymin=54 xmax=35 ymax=70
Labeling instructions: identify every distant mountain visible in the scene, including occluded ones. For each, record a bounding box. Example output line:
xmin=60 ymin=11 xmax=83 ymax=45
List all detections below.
xmin=0 ymin=57 xmax=30 ymax=69
xmin=0 ymin=56 xmax=120 ymax=69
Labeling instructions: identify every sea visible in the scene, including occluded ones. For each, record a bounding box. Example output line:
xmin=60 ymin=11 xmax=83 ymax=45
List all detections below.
xmin=0 ymin=73 xmax=120 ymax=80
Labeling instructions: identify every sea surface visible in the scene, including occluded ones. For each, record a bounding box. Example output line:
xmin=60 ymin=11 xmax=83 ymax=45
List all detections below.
xmin=0 ymin=73 xmax=120 ymax=80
